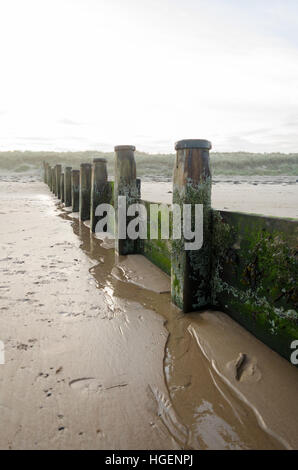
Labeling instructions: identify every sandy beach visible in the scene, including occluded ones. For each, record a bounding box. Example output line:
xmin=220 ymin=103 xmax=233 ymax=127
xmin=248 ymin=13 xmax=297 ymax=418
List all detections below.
xmin=141 ymin=177 xmax=298 ymax=219
xmin=2 ymin=0 xmax=298 ymax=455
xmin=0 ymin=176 xmax=298 ymax=449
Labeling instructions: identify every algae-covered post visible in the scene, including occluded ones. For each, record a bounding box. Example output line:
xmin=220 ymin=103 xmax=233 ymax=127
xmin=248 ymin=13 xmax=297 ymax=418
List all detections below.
xmin=79 ymin=163 xmax=92 ymax=221
xmin=114 ymin=145 xmax=140 ymax=255
xmin=90 ymin=158 xmax=110 ymax=233
xmin=71 ymin=170 xmax=80 ymax=212
xmin=55 ymin=164 xmax=62 ymax=199
xmin=60 ymin=173 xmax=65 ymax=203
xmin=171 ymin=139 xmax=212 ymax=313
xmin=64 ymin=167 xmax=72 ymax=207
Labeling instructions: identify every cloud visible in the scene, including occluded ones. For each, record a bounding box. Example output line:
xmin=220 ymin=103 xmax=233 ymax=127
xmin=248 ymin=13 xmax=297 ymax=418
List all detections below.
xmin=0 ymin=0 xmax=298 ymax=152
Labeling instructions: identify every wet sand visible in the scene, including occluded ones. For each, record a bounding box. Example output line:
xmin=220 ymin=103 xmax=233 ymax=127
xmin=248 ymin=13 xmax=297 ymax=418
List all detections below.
xmin=141 ymin=179 xmax=298 ymax=219
xmin=0 ymin=177 xmax=298 ymax=449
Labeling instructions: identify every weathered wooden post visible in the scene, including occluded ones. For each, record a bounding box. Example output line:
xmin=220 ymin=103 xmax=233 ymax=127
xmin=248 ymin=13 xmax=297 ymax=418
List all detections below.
xmin=64 ymin=166 xmax=72 ymax=207
xmin=43 ymin=162 xmax=47 ymax=185
xmin=43 ymin=161 xmax=47 ymax=183
xmin=51 ymin=167 xmax=56 ymax=193
xmin=79 ymin=163 xmax=92 ymax=221
xmin=53 ymin=165 xmax=58 ymax=196
xmin=49 ymin=167 xmax=53 ymax=192
xmin=71 ymin=170 xmax=80 ymax=212
xmin=114 ymin=145 xmax=140 ymax=255
xmin=52 ymin=167 xmax=56 ymax=194
xmin=171 ymin=139 xmax=212 ymax=313
xmin=60 ymin=173 xmax=65 ymax=203
xmin=46 ymin=163 xmax=50 ymax=185
xmin=90 ymin=158 xmax=109 ymax=233
xmin=47 ymin=164 xmax=52 ymax=189
xmin=55 ymin=164 xmax=62 ymax=199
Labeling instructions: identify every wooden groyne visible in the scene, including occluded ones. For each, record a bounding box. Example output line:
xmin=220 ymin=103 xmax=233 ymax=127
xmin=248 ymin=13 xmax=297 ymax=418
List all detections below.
xmin=43 ymin=140 xmax=298 ymax=363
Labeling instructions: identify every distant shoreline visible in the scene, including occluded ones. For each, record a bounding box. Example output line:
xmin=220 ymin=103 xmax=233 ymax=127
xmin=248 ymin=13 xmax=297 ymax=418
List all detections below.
xmin=0 ymin=150 xmax=297 ymax=178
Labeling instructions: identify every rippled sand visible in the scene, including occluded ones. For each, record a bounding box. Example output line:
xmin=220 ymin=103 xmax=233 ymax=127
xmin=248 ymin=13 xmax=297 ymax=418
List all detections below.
xmin=0 ymin=176 xmax=297 ymax=449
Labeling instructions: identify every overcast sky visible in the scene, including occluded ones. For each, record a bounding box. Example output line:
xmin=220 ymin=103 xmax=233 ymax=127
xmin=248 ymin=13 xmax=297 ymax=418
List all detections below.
xmin=1 ymin=0 xmax=298 ymax=153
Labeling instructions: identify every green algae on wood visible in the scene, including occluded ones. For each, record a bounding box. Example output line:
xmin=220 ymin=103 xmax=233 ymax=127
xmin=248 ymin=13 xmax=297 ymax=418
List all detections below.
xmin=171 ymin=139 xmax=212 ymax=312
xmin=90 ymin=158 xmax=112 ymax=233
xmin=141 ymin=200 xmax=172 ymax=276
xmin=211 ymin=210 xmax=298 ymax=362
xmin=114 ymin=145 xmax=141 ymax=255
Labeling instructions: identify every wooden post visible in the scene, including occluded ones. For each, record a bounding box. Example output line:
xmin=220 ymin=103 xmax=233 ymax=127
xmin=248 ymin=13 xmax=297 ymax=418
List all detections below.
xmin=47 ymin=164 xmax=52 ymax=189
xmin=171 ymin=139 xmax=212 ymax=313
xmin=90 ymin=158 xmax=109 ymax=233
xmin=79 ymin=163 xmax=92 ymax=221
xmin=71 ymin=170 xmax=80 ymax=212
xmin=64 ymin=167 xmax=72 ymax=207
xmin=55 ymin=164 xmax=62 ymax=199
xmin=43 ymin=161 xmax=47 ymax=183
xmin=49 ymin=167 xmax=53 ymax=192
xmin=52 ymin=167 xmax=56 ymax=194
xmin=114 ymin=145 xmax=140 ymax=255
xmin=60 ymin=173 xmax=65 ymax=203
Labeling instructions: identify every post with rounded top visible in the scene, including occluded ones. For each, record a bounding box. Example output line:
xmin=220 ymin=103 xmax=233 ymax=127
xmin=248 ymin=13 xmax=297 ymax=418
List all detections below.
xmin=90 ymin=158 xmax=110 ymax=233
xmin=114 ymin=145 xmax=140 ymax=255
xmin=64 ymin=167 xmax=72 ymax=207
xmin=79 ymin=163 xmax=92 ymax=221
xmin=171 ymin=139 xmax=212 ymax=313
xmin=55 ymin=164 xmax=62 ymax=199
xmin=60 ymin=173 xmax=65 ymax=203
xmin=71 ymin=170 xmax=80 ymax=212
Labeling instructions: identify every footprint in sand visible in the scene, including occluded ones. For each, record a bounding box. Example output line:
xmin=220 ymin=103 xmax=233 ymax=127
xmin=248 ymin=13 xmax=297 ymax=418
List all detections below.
xmin=227 ymin=353 xmax=262 ymax=383
xmin=69 ymin=378 xmax=128 ymax=393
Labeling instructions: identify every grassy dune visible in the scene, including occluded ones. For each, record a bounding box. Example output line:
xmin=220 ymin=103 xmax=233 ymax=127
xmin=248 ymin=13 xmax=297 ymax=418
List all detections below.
xmin=0 ymin=150 xmax=297 ymax=179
